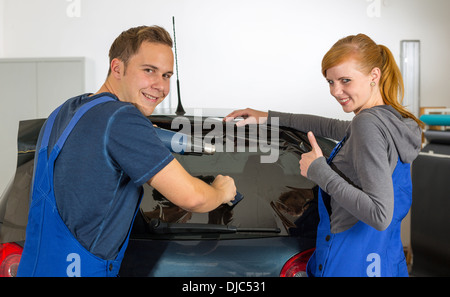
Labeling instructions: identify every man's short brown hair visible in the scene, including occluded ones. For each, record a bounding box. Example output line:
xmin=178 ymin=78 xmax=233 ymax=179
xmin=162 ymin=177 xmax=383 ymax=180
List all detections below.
xmin=108 ymin=25 xmax=173 ymax=75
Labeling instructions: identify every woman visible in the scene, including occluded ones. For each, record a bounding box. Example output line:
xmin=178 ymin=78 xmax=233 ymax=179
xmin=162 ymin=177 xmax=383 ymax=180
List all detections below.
xmin=225 ymin=34 xmax=423 ymax=277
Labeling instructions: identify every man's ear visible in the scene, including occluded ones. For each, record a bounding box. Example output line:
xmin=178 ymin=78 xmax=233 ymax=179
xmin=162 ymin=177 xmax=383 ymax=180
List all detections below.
xmin=110 ymin=58 xmax=124 ymax=79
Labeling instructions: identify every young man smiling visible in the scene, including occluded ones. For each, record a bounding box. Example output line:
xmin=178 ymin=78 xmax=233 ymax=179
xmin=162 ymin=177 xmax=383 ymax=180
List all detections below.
xmin=17 ymin=26 xmax=236 ymax=277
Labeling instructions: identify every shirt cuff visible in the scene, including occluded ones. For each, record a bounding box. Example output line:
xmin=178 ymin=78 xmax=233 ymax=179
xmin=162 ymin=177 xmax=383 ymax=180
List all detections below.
xmin=307 ymin=156 xmax=336 ymax=191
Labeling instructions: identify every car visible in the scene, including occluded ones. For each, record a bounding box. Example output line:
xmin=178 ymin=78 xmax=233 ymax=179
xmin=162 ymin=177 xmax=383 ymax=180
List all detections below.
xmin=0 ymin=110 xmax=337 ymax=277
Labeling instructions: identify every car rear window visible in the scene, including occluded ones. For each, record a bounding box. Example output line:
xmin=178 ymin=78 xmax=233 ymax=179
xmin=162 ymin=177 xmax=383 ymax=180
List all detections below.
xmin=139 ymin=116 xmax=335 ymax=239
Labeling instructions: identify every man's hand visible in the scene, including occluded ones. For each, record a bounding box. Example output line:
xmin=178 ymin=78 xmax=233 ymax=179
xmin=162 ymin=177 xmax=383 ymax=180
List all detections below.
xmin=211 ymin=174 xmax=237 ymax=205
xmin=299 ymin=132 xmax=323 ymax=177
xmin=149 ymin=159 xmax=236 ymax=213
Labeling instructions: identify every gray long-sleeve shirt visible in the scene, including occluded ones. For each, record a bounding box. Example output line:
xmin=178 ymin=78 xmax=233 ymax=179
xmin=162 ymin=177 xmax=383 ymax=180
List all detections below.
xmin=269 ymin=105 xmax=422 ymax=233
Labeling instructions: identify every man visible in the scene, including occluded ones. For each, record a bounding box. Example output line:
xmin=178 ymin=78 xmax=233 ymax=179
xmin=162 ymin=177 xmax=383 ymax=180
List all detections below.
xmin=17 ymin=26 xmax=236 ymax=277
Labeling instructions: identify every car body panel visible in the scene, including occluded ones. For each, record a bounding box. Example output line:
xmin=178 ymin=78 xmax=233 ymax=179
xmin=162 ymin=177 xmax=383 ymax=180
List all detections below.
xmin=121 ymin=231 xmax=315 ymax=277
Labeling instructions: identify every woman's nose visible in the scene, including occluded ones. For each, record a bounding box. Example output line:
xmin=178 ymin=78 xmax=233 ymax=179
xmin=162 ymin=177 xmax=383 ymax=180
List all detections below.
xmin=331 ymin=84 xmax=343 ymax=97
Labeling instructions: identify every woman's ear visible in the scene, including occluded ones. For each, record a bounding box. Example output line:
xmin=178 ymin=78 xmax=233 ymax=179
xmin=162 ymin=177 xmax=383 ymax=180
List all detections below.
xmin=371 ymin=67 xmax=381 ymax=84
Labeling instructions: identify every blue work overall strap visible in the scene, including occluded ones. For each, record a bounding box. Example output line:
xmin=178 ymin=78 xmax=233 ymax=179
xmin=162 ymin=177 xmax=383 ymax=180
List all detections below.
xmin=307 ymin=137 xmax=411 ymax=277
xmin=305 ymin=137 xmax=345 ymax=277
xmin=18 ymin=96 xmax=141 ymax=277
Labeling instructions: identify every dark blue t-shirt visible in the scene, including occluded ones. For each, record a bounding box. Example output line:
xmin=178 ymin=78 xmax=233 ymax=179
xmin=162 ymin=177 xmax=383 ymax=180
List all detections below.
xmin=38 ymin=92 xmax=174 ymax=260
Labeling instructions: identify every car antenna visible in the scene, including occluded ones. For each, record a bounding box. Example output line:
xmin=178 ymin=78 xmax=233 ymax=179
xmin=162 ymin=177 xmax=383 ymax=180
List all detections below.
xmin=172 ymin=16 xmax=185 ymax=116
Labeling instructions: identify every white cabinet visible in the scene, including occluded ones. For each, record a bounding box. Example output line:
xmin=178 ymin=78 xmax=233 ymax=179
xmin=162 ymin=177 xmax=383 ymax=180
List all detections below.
xmin=0 ymin=58 xmax=85 ymax=195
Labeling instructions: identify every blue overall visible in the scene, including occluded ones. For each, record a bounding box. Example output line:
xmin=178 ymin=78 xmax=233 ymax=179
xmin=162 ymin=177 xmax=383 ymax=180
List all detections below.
xmin=17 ymin=97 xmax=142 ymax=277
xmin=307 ymin=138 xmax=411 ymax=277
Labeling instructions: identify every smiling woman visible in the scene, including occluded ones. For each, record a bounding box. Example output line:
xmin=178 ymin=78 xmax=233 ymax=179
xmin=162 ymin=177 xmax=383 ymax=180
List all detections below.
xmin=325 ymin=59 xmax=383 ymax=115
xmin=224 ymin=33 xmax=423 ymax=277
xmin=321 ymin=34 xmax=423 ymax=128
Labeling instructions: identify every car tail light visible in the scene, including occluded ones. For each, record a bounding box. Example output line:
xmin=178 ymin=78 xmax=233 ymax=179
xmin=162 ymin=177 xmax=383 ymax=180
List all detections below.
xmin=0 ymin=243 xmax=23 ymax=277
xmin=280 ymin=248 xmax=315 ymax=277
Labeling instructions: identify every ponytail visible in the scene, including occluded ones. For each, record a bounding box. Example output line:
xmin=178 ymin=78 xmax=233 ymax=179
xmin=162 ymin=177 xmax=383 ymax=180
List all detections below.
xmin=379 ymin=45 xmax=424 ymax=128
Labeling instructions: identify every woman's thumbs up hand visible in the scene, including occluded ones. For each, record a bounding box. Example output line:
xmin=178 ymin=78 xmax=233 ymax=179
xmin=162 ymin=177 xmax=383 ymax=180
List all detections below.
xmin=299 ymin=132 xmax=323 ymax=178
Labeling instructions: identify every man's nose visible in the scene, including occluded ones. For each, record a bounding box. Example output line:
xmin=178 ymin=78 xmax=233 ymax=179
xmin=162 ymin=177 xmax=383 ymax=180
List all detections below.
xmin=151 ymin=76 xmax=165 ymax=92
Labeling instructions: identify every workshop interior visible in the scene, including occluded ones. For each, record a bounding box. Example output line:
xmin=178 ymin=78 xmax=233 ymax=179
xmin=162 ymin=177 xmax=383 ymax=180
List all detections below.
xmin=1 ymin=0 xmax=450 ymax=278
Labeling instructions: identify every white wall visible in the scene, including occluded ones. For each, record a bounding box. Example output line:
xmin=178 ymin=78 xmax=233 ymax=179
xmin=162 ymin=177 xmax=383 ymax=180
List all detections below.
xmin=0 ymin=0 xmax=4 ymax=57
xmin=2 ymin=0 xmax=450 ymax=117
xmin=1 ymin=0 xmax=450 ymax=193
